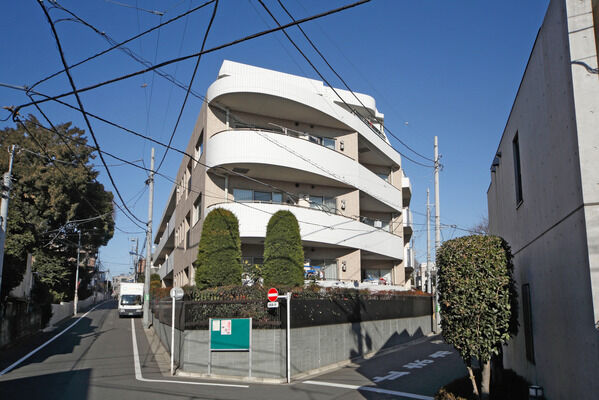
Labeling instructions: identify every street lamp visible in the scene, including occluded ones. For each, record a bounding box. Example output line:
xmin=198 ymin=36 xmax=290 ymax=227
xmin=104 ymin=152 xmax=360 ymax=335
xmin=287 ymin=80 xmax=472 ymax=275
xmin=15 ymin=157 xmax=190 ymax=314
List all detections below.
xmin=66 ymin=224 xmax=82 ymax=316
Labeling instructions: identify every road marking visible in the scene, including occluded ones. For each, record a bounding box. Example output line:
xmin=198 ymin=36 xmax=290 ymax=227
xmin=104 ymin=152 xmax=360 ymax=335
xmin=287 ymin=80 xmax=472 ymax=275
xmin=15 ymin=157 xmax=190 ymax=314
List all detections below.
xmin=130 ymin=318 xmax=248 ymax=388
xmin=303 ymin=380 xmax=434 ymax=400
xmin=373 ymin=370 xmax=410 ymax=383
xmin=0 ymin=301 xmax=108 ymax=376
xmin=429 ymin=350 xmax=452 ymax=358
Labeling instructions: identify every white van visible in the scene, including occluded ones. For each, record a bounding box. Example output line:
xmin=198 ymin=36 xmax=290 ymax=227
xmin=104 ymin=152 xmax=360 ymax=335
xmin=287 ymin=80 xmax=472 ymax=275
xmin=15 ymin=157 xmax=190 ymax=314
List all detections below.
xmin=118 ymin=282 xmax=144 ymax=317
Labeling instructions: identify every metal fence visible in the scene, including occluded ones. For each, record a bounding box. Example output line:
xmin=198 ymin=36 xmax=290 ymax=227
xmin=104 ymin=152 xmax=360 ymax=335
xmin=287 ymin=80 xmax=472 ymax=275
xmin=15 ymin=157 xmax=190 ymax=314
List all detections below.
xmin=151 ymin=295 xmax=432 ymax=331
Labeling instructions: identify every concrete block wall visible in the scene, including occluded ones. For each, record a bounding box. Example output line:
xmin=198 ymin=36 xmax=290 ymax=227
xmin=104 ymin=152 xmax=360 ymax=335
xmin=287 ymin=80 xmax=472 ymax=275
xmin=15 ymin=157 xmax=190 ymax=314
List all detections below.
xmin=152 ymin=314 xmax=431 ymax=380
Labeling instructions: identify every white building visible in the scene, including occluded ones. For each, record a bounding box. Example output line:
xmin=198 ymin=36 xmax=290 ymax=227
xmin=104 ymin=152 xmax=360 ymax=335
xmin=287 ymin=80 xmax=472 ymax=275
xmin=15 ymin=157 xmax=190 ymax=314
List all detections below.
xmin=153 ymin=60 xmax=414 ymax=290
xmin=487 ymin=0 xmax=599 ymax=398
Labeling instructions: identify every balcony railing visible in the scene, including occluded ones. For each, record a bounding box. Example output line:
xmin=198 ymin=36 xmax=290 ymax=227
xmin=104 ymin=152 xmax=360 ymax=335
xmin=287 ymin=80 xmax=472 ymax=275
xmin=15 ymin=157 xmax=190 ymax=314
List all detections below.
xmin=157 ymin=256 xmax=173 ymax=280
xmin=154 ymin=212 xmax=176 ymax=259
xmin=360 ymin=216 xmax=391 ymax=232
xmin=403 ymin=207 xmax=413 ymax=229
xmin=229 ymin=121 xmax=338 ymax=152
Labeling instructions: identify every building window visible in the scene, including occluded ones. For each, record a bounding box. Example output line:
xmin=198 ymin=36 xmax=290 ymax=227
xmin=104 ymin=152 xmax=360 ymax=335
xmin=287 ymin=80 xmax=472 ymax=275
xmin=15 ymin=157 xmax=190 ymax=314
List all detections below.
xmin=593 ymin=0 xmax=599 ymax=67
xmin=376 ymin=172 xmax=389 ymax=182
xmin=304 ymin=259 xmax=337 ymax=280
xmin=233 ymin=188 xmax=252 ymax=202
xmin=192 ymin=194 xmax=202 ymax=226
xmin=309 ymin=195 xmax=336 ymax=213
xmin=254 ymin=191 xmax=271 ymax=202
xmin=233 ymin=188 xmax=284 ymax=204
xmin=193 ymin=130 xmax=204 ymax=167
xmin=522 ymin=283 xmax=535 ymax=364
xmin=513 ymin=133 xmax=523 ymax=205
xmin=185 ymin=213 xmax=190 ymax=250
xmin=363 ymin=269 xmax=392 ymax=285
xmin=323 ymin=138 xmax=335 ymax=150
xmin=186 ymin=162 xmax=192 ymax=198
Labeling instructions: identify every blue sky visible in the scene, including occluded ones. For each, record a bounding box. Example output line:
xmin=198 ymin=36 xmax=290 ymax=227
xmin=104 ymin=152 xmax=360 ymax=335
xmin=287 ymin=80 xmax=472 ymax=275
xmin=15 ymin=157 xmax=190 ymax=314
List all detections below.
xmin=1 ymin=0 xmax=549 ymax=277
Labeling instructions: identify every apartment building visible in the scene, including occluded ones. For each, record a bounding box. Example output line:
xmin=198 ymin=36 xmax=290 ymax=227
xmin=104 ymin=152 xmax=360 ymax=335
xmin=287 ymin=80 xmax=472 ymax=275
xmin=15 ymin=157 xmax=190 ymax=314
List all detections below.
xmin=487 ymin=0 xmax=599 ymax=398
xmin=153 ymin=60 xmax=413 ymax=290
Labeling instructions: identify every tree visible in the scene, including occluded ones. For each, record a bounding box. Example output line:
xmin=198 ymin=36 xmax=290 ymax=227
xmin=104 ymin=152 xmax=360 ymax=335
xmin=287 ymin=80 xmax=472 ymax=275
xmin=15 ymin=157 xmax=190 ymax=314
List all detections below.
xmin=194 ymin=208 xmax=242 ymax=289
xmin=436 ymin=235 xmax=518 ymax=400
xmin=262 ymin=210 xmax=304 ymax=287
xmin=470 ymin=216 xmax=489 ymax=235
xmin=0 ymin=116 xmax=115 ymax=300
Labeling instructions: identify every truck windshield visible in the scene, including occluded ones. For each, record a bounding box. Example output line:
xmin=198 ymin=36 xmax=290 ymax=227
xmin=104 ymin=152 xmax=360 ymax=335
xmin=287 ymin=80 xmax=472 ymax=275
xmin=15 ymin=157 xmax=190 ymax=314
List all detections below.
xmin=121 ymin=295 xmax=142 ymax=305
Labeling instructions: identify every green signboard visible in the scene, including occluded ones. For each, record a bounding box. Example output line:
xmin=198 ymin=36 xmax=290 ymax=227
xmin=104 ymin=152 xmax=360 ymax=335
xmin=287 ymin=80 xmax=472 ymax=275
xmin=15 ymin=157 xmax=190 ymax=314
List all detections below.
xmin=209 ymin=318 xmax=251 ymax=351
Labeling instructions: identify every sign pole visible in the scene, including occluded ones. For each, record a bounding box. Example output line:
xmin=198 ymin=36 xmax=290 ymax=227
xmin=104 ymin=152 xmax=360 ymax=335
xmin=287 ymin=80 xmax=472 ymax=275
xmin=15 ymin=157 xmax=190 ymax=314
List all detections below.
xmin=169 ymin=287 xmax=183 ymax=376
xmin=286 ymin=292 xmax=291 ymax=384
xmin=208 ymin=318 xmax=212 ymax=375
xmin=249 ymin=317 xmax=252 ymax=378
xmin=171 ymin=295 xmax=175 ymax=375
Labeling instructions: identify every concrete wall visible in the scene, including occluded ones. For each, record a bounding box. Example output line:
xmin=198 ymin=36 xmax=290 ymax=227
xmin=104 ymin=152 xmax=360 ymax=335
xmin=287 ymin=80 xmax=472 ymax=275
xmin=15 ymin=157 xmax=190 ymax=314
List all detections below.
xmin=153 ymin=315 xmax=431 ymax=380
xmin=0 ymin=302 xmax=41 ymax=348
xmin=487 ymin=1 xmax=599 ymax=398
xmin=47 ymin=293 xmax=107 ymax=328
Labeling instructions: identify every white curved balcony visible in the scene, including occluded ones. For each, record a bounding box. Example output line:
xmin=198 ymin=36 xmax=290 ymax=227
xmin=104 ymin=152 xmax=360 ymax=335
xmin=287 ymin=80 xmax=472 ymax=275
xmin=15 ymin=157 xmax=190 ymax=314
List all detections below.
xmin=206 ymin=62 xmax=401 ymax=167
xmin=208 ymin=202 xmax=404 ymax=260
xmin=206 ymin=129 xmax=404 ymax=213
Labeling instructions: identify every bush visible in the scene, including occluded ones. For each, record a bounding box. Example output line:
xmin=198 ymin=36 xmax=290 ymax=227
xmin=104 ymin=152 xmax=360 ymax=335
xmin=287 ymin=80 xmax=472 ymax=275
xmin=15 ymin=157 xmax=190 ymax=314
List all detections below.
xmin=194 ymin=208 xmax=243 ymax=289
xmin=436 ymin=235 xmax=518 ymax=398
xmin=262 ymin=210 xmax=304 ymax=287
xmin=174 ymin=284 xmax=432 ymax=330
xmin=435 ymin=369 xmax=530 ymax=400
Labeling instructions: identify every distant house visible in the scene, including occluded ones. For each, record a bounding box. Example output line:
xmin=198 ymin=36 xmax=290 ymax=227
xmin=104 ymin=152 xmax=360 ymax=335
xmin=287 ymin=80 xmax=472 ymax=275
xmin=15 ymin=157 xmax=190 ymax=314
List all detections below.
xmin=487 ymin=0 xmax=599 ymax=398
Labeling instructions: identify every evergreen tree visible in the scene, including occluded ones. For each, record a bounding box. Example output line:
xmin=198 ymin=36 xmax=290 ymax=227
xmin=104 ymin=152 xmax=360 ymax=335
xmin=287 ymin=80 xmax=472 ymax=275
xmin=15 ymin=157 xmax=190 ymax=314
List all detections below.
xmin=436 ymin=235 xmax=518 ymax=400
xmin=194 ymin=208 xmax=242 ymax=289
xmin=262 ymin=210 xmax=304 ymax=287
xmin=0 ymin=116 xmax=115 ymax=300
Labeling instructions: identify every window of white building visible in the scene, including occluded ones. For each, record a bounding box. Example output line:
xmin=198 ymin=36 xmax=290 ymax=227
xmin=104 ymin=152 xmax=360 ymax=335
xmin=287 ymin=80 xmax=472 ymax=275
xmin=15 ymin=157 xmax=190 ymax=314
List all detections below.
xmin=193 ymin=130 xmax=204 ymax=168
xmin=192 ymin=194 xmax=202 ymax=226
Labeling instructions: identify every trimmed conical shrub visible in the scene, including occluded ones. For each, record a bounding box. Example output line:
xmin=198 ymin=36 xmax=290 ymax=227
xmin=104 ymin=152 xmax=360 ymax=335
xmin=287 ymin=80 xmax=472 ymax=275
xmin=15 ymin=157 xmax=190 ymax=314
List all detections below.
xmin=262 ymin=210 xmax=304 ymax=287
xmin=195 ymin=208 xmax=242 ymax=289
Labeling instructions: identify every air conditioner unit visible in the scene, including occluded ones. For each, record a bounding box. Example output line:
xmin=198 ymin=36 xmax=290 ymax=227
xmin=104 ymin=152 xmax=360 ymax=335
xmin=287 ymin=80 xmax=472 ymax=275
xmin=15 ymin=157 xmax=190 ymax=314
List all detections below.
xmin=374 ymin=220 xmax=382 ymax=228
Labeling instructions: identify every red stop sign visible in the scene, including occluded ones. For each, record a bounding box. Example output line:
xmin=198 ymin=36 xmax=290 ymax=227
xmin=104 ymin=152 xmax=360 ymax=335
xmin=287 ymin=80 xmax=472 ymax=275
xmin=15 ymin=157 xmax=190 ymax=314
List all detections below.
xmin=267 ymin=288 xmax=279 ymax=302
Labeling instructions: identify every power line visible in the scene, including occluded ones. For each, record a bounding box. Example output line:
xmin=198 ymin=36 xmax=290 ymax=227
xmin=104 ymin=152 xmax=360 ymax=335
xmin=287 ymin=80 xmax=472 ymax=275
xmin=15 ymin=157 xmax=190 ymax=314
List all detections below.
xmin=17 ymin=115 xmax=146 ymax=231
xmin=16 ymin=0 xmax=371 ymax=114
xmin=12 ymin=82 xmax=405 ymax=229
xmin=154 ymin=0 xmax=218 ymax=174
xmin=38 ymin=1 xmax=146 ymax=228
xmin=28 ymin=0 xmax=215 ymax=93
xmin=275 ymin=0 xmax=434 ymax=164
xmin=23 ymin=113 xmax=394 ymax=236
xmin=104 ymin=0 xmax=164 ymax=16
xmin=257 ymin=0 xmax=433 ymax=169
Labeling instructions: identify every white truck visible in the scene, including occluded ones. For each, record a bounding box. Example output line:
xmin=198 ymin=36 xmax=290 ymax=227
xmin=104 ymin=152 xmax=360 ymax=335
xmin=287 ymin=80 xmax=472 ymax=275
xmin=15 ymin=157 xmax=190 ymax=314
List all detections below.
xmin=118 ymin=282 xmax=144 ymax=318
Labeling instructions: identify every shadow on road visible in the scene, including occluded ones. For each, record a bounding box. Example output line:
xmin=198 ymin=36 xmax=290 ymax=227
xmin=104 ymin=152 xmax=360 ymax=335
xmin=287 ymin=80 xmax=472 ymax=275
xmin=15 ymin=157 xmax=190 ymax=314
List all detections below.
xmin=0 ymin=301 xmax=114 ymax=374
xmin=0 ymin=368 xmax=92 ymax=400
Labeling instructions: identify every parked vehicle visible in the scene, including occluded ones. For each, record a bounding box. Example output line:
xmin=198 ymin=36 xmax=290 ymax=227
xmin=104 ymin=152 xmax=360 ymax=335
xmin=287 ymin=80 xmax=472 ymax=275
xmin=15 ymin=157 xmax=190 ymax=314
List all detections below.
xmin=118 ymin=282 xmax=144 ymax=317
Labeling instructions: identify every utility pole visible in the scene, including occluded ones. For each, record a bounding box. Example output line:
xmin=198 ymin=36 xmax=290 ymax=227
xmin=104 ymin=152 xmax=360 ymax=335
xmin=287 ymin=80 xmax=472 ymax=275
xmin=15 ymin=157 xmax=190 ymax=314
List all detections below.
xmin=131 ymin=237 xmax=139 ymax=281
xmin=74 ymin=229 xmax=81 ymax=315
xmin=434 ymin=136 xmax=441 ymax=332
xmin=434 ymin=136 xmax=441 ymax=250
xmin=143 ymin=148 xmax=154 ymax=329
xmin=426 ymin=188 xmax=431 ymax=294
xmin=0 ymin=145 xmax=17 ymax=295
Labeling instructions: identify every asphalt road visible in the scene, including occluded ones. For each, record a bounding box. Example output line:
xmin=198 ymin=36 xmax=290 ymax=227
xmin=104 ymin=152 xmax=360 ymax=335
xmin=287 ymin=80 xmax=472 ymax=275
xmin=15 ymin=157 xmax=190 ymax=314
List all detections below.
xmin=0 ymin=300 xmax=466 ymax=399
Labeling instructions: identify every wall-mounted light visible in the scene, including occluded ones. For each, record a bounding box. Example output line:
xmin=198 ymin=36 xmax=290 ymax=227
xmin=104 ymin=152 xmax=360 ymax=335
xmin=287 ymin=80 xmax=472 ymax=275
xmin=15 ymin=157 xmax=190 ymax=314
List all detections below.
xmin=528 ymin=385 xmax=543 ymax=399
xmin=340 ymin=140 xmax=344 ymax=151
xmin=341 ymin=261 xmax=347 ymax=272
xmin=340 ymin=200 xmax=346 ymax=210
